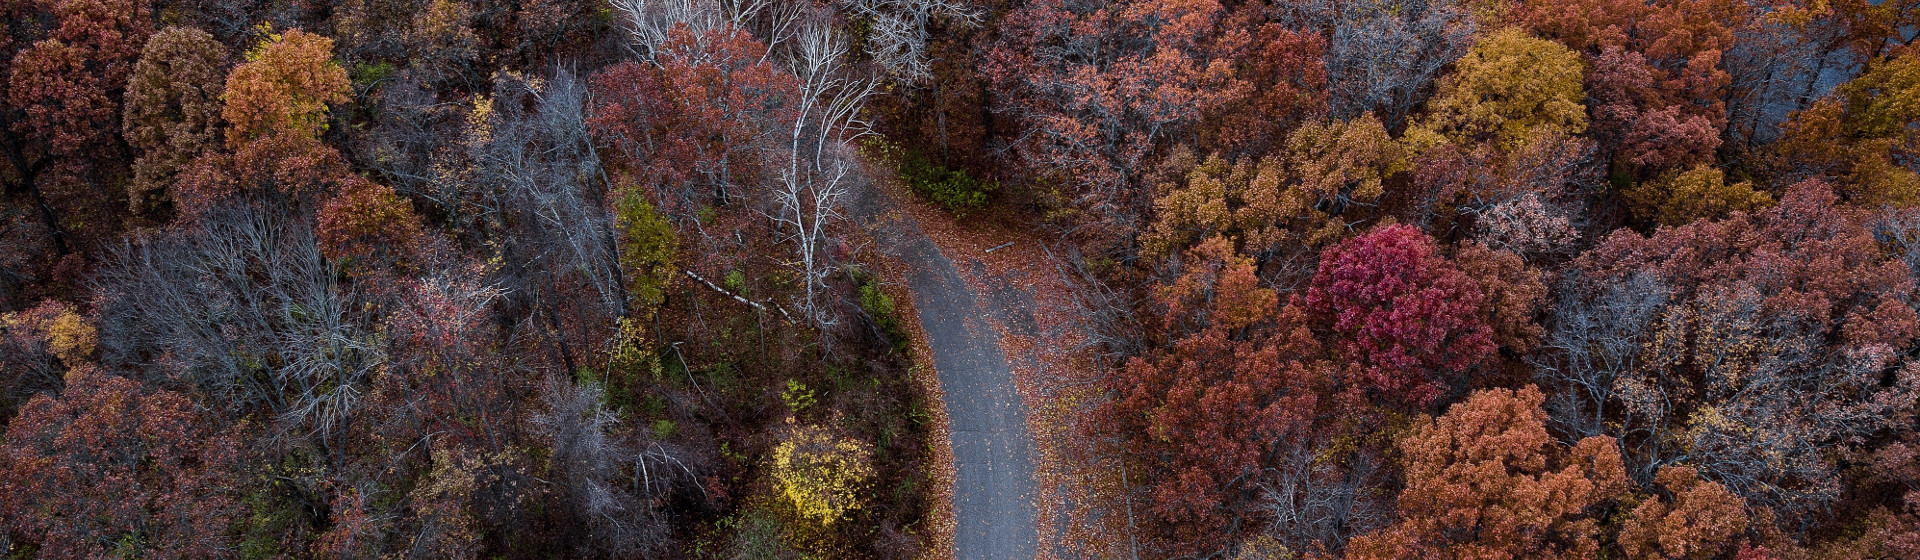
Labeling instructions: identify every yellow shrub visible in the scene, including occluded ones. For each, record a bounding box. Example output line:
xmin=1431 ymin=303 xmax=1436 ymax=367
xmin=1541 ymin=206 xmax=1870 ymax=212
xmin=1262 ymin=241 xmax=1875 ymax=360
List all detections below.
xmin=770 ymin=424 xmax=873 ymax=525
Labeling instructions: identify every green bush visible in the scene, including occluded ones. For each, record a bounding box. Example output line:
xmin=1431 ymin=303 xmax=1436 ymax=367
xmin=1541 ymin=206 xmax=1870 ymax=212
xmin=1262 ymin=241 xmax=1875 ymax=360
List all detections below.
xmin=870 ymin=138 xmax=995 ymax=217
xmin=782 ymin=379 xmax=817 ymax=413
xmin=650 ymin=419 xmax=678 ymax=440
xmin=858 ymin=280 xmax=909 ymax=354
xmin=717 ymin=508 xmax=794 ymax=559
xmin=615 ymin=193 xmax=677 ymax=312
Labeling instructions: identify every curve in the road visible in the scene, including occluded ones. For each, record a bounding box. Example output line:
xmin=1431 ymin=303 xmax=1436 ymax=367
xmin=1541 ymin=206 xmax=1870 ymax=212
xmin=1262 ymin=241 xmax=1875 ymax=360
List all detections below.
xmin=850 ymin=180 xmax=1038 ymax=560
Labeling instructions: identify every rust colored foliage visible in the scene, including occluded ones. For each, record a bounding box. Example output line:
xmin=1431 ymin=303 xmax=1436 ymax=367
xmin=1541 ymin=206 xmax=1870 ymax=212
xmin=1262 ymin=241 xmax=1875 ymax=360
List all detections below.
xmin=384 ymin=266 xmax=515 ymax=447
xmin=1453 ymin=243 xmax=1547 ymax=354
xmin=175 ymin=28 xmax=361 ymax=216
xmin=1513 ymin=0 xmax=1742 ymax=118
xmin=985 ymin=0 xmax=1324 ymax=229
xmin=0 ymin=367 xmax=239 ymax=559
xmin=7 ymin=0 xmax=154 ymax=157
xmin=314 ymin=486 xmax=391 ymax=558
xmin=1579 ymin=179 xmax=1915 ymax=343
xmin=1514 ymin=0 xmax=1742 ymax=177
xmin=175 ymin=127 xmax=361 ymax=217
xmin=1558 ymin=179 xmax=1919 ymax=515
xmin=1345 ymin=385 xmax=1629 ymax=560
xmin=1618 ymin=466 xmax=1752 ymax=560
xmin=588 ymin=61 xmax=677 ymax=182
xmin=317 ymin=178 xmax=426 ymax=270
xmin=1618 ymin=103 xmax=1722 ymax=174
xmin=589 ymin=24 xmax=798 ymax=215
xmin=122 ymin=26 xmax=227 ymax=214
xmin=1195 ymin=21 xmax=1329 ymax=157
xmin=1584 ymin=46 xmax=1721 ymax=179
xmin=1 ymin=0 xmax=154 ymax=247
xmin=1100 ymin=235 xmax=1322 ymax=549
xmin=1834 ymin=422 xmax=1920 ymax=559
xmin=986 ymin=0 xmax=1230 ymax=200
xmin=1300 ymin=224 xmax=1495 ymax=408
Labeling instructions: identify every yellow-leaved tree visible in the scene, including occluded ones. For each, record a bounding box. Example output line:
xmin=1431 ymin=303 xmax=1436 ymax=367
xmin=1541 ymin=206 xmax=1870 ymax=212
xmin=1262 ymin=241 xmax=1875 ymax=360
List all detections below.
xmin=1623 ymin=164 xmax=1773 ymax=226
xmin=1138 ymin=114 xmax=1408 ymax=263
xmin=220 ymin=27 xmax=350 ymax=146
xmin=1774 ymin=48 xmax=1920 ymax=208
xmin=1405 ymin=28 xmax=1588 ymax=151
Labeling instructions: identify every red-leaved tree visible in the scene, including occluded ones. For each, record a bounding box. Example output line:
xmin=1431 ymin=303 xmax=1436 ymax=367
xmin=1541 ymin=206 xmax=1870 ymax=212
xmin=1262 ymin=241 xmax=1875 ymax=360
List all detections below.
xmin=1098 ymin=236 xmax=1319 ymax=548
xmin=986 ymin=0 xmax=1323 ymax=234
xmin=1299 ymin=224 xmax=1495 ymax=408
xmin=0 ymin=367 xmax=239 ymax=559
xmin=589 ymin=23 xmax=798 ymax=217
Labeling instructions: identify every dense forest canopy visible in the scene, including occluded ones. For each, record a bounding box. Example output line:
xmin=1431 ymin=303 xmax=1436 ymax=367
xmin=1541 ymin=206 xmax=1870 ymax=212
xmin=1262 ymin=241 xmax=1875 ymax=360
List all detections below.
xmin=0 ymin=0 xmax=1917 ymax=558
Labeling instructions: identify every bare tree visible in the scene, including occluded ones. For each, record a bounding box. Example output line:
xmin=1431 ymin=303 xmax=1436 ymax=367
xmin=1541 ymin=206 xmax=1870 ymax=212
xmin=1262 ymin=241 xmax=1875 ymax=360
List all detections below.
xmin=1538 ymin=271 xmax=1918 ymax=521
xmin=1534 ymin=271 xmax=1672 ymax=443
xmin=1724 ymin=18 xmax=1860 ymax=149
xmin=532 ymin=376 xmax=672 ymax=556
xmin=358 ymin=73 xmax=467 ymax=222
xmin=1256 ymin=442 xmax=1390 ymax=555
xmin=614 ymin=0 xmax=732 ymax=58
xmin=838 ymin=0 xmax=981 ymax=81
xmin=476 ymin=71 xmax=630 ymax=320
xmin=767 ymin=21 xmax=878 ymax=325
xmin=1664 ymin=287 xmax=1910 ymax=520
xmin=613 ymin=0 xmax=804 ymax=60
xmin=93 ymin=203 xmax=382 ymax=458
xmin=1875 ymin=208 xmax=1920 ymax=282
xmin=439 ymin=69 xmax=633 ymax=374
xmin=609 ymin=2 xmax=876 ymax=326
xmin=1285 ymin=0 xmax=1475 ymax=127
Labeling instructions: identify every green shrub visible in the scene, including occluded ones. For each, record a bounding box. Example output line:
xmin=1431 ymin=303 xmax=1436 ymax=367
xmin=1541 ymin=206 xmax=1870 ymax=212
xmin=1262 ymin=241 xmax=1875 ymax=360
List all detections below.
xmin=650 ymin=419 xmax=677 ymax=440
xmin=718 ymin=508 xmax=794 ymax=559
xmin=350 ymin=60 xmax=396 ymax=90
xmin=782 ymin=379 xmax=817 ymax=413
xmin=615 ymin=193 xmax=677 ymax=312
xmin=870 ymin=138 xmax=996 ymax=217
xmin=858 ymin=280 xmax=909 ymax=354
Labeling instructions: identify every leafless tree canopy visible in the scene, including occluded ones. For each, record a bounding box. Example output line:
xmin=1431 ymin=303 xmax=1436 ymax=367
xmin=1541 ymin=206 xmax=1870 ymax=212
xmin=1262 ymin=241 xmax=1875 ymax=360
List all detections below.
xmin=839 ymin=0 xmax=981 ymax=81
xmin=94 ymin=203 xmax=381 ymax=450
xmin=1286 ymin=0 xmax=1476 ymax=127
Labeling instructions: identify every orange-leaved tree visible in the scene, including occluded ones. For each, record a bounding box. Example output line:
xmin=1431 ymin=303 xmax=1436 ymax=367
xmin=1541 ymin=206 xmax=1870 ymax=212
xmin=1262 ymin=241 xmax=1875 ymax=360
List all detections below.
xmin=1346 ymin=385 xmax=1629 ymax=560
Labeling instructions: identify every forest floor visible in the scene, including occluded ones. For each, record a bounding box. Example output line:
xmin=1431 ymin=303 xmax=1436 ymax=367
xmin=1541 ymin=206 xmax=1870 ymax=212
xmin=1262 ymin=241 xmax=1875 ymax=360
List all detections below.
xmin=851 ymin=160 xmax=1124 ymax=559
